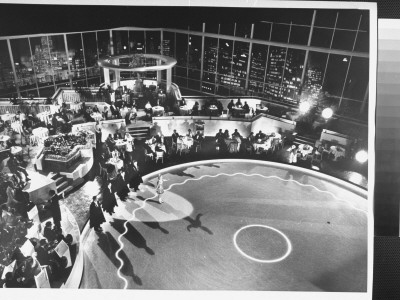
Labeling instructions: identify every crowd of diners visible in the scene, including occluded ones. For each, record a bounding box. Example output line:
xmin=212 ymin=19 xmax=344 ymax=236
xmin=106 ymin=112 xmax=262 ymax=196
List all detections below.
xmin=178 ymin=98 xmax=254 ymax=117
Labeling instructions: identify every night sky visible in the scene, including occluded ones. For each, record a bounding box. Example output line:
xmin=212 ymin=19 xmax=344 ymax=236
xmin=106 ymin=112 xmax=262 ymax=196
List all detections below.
xmin=0 ymin=4 xmax=360 ymax=37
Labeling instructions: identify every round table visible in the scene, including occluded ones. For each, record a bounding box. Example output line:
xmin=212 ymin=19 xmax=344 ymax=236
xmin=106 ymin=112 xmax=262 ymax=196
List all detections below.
xmin=115 ymin=139 xmax=127 ymax=150
xmin=256 ymin=107 xmax=269 ymax=115
xmin=180 ymin=106 xmax=192 ymax=116
xmin=330 ymin=146 xmax=346 ymax=161
xmin=91 ymin=113 xmax=103 ymax=121
xmin=0 ymin=135 xmax=10 ymax=142
xmin=32 ymin=127 xmax=49 ymax=145
xmin=69 ymin=102 xmax=83 ymax=112
xmin=177 ymin=136 xmax=194 ymax=149
xmin=107 ymin=158 xmax=124 ymax=170
xmin=152 ymin=106 xmax=165 ymax=117
xmin=10 ymin=146 xmax=22 ymax=156
xmin=37 ymin=112 xmax=52 ymax=125
xmin=11 ymin=121 xmax=23 ymax=134
xmin=298 ymin=144 xmax=314 ymax=159
xmin=1 ymin=113 xmax=16 ymax=122
xmin=208 ymin=106 xmax=219 ymax=116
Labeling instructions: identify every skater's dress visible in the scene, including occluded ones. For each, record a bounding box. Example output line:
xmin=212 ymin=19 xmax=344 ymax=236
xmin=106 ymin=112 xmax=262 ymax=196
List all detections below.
xmin=156 ymin=178 xmax=164 ymax=194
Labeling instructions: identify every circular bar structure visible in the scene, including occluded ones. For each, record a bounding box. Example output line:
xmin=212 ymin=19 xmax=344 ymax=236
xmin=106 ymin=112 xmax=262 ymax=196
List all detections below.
xmin=98 ymin=54 xmax=177 ymax=92
xmin=97 ymin=54 xmax=177 ymax=72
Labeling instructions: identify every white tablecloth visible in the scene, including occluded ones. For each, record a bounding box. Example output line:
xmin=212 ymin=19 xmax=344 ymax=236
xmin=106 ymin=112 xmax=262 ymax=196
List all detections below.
xmin=253 ymin=138 xmax=272 ymax=152
xmin=177 ymin=137 xmax=193 ymax=149
xmin=91 ymin=113 xmax=103 ymax=121
xmin=152 ymin=106 xmax=164 ymax=116
xmin=180 ymin=106 xmax=192 ymax=116
xmin=149 ymin=143 xmax=166 ymax=153
xmin=107 ymin=158 xmax=124 ymax=170
xmin=330 ymin=146 xmax=346 ymax=161
xmin=37 ymin=111 xmax=52 ymax=125
xmin=10 ymin=146 xmax=22 ymax=156
xmin=1 ymin=113 xmax=16 ymax=122
xmin=298 ymin=144 xmax=314 ymax=158
xmin=0 ymin=135 xmax=10 ymax=142
xmin=70 ymin=102 xmax=83 ymax=112
xmin=32 ymin=127 xmax=49 ymax=145
xmin=115 ymin=139 xmax=127 ymax=150
xmin=11 ymin=121 xmax=23 ymax=134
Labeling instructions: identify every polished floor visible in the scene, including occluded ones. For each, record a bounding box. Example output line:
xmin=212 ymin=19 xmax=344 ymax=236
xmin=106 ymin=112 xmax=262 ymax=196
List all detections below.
xmin=79 ymin=161 xmax=367 ymax=291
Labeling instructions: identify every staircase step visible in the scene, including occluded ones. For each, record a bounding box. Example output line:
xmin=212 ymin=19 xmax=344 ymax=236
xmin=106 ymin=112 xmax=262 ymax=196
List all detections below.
xmin=58 ymin=185 xmax=73 ymax=197
xmin=54 ymin=176 xmax=65 ymax=185
xmin=47 ymin=172 xmax=59 ymax=180
xmin=56 ymin=181 xmax=68 ymax=192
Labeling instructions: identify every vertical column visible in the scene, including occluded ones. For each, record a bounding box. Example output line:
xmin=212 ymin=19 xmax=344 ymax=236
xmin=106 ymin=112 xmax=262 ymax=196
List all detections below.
xmin=104 ymin=68 xmax=110 ymax=86
xmin=115 ymin=58 xmax=120 ymax=88
xmin=245 ymin=24 xmax=254 ymax=90
xmin=300 ymin=10 xmax=316 ymax=90
xmin=109 ymin=30 xmax=114 ymax=55
xmin=200 ymin=23 xmax=205 ymax=92
xmin=166 ymin=68 xmax=172 ymax=91
xmin=156 ymin=59 xmax=162 ymax=85
xmin=64 ymin=34 xmax=73 ymax=88
xmin=7 ymin=39 xmax=20 ymax=98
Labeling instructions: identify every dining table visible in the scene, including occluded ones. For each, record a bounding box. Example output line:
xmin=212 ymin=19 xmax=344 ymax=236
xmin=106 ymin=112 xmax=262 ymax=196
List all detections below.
xmin=180 ymin=106 xmax=192 ymax=116
xmin=152 ymin=106 xmax=165 ymax=117
xmin=0 ymin=113 xmax=16 ymax=122
xmin=32 ymin=127 xmax=49 ymax=145
xmin=329 ymin=145 xmax=346 ymax=161
xmin=91 ymin=112 xmax=103 ymax=121
xmin=297 ymin=144 xmax=314 ymax=159
xmin=253 ymin=138 xmax=272 ymax=153
xmin=37 ymin=111 xmax=53 ymax=125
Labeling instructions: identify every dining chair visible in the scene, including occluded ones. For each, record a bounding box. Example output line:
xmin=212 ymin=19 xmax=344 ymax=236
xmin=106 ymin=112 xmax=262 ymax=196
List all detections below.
xmin=155 ymin=151 xmax=164 ymax=163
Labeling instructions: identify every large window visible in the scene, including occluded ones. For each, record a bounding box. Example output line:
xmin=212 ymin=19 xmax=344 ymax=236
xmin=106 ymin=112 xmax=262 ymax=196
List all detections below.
xmin=66 ymin=33 xmax=86 ymax=82
xmin=249 ymin=43 xmax=268 ymax=93
xmin=303 ymin=51 xmax=328 ymax=102
xmin=175 ymin=33 xmax=188 ymax=67
xmin=264 ymin=46 xmax=286 ymax=101
xmin=281 ymin=49 xmax=305 ymax=104
xmin=97 ymin=31 xmax=111 ymax=58
xmin=112 ymin=30 xmax=129 ymax=55
xmin=0 ymin=40 xmax=15 ymax=96
xmin=188 ymin=35 xmax=201 ymax=81
xmin=162 ymin=31 xmax=175 ymax=57
xmin=145 ymin=31 xmax=161 ymax=54
xmin=231 ymin=41 xmax=249 ymax=89
xmin=50 ymin=35 xmax=69 ymax=85
xmin=30 ymin=36 xmax=55 ymax=89
xmin=323 ymin=54 xmax=351 ymax=98
xmin=10 ymin=38 xmax=36 ymax=90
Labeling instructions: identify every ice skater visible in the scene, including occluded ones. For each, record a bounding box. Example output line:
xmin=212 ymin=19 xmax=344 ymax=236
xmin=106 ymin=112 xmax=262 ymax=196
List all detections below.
xmin=156 ymin=173 xmax=167 ymax=204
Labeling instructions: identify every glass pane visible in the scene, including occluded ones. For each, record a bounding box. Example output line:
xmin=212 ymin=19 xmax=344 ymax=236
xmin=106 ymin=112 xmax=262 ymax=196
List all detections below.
xmin=113 ymin=30 xmax=129 ymax=55
xmin=282 ymin=49 xmax=305 ymax=103
xmin=66 ymin=33 xmax=86 ymax=81
xmin=331 ymin=29 xmax=357 ymax=51
xmin=30 ymin=36 xmax=55 ymax=87
xmin=188 ymin=35 xmax=201 ymax=70
xmin=176 ymin=33 xmax=188 ymax=67
xmin=220 ymin=23 xmax=234 ymax=36
xmin=201 ymin=82 xmax=215 ymax=94
xmin=174 ymin=76 xmax=187 ymax=88
xmin=271 ymin=24 xmax=290 ymax=43
xmin=10 ymin=38 xmax=36 ymax=90
xmin=249 ymin=80 xmax=264 ymax=93
xmin=235 ymin=22 xmax=251 ymax=38
xmin=49 ymin=35 xmax=69 ymax=84
xmin=97 ymin=31 xmax=111 ymax=58
xmin=203 ymin=37 xmax=218 ymax=73
xmin=265 ymin=46 xmax=286 ymax=87
xmin=343 ymin=57 xmax=369 ymax=101
xmin=0 ymin=40 xmax=15 ymax=96
xmin=336 ymin=10 xmax=362 ymax=30
xmin=338 ymin=99 xmax=362 ymax=118
xmin=146 ymin=31 xmax=161 ymax=54
xmin=315 ymin=10 xmax=338 ymax=28
xmin=129 ymin=31 xmax=145 ymax=54
xmin=323 ymin=54 xmax=351 ymax=97
xmin=189 ymin=23 xmax=203 ymax=32
xmin=303 ymin=51 xmax=328 ymax=101
xmin=187 ymin=79 xmax=200 ymax=91
xmin=359 ymin=11 xmax=369 ymax=31
xmin=38 ymin=86 xmax=56 ymax=98
xmin=311 ymin=28 xmax=333 ymax=48
xmin=175 ymin=66 xmax=187 ymax=77
xmin=83 ymin=32 xmax=98 ymax=68
xmin=205 ymin=22 xmax=219 ymax=34
xmin=188 ymin=69 xmax=200 ymax=80
xmin=354 ymin=32 xmax=369 ymax=53
xmin=289 ymin=26 xmax=310 ymax=45
xmin=217 ymin=39 xmax=233 ymax=75
xmin=253 ymin=22 xmax=272 ymax=41
xmin=202 ymin=71 xmax=215 ymax=83
xmin=232 ymin=41 xmax=249 ymax=88
xmin=87 ymin=76 xmax=101 ymax=87
xmin=20 ymin=89 xmax=38 ymax=98
xmin=162 ymin=31 xmax=175 ymax=57
xmin=249 ymin=43 xmax=268 ymax=85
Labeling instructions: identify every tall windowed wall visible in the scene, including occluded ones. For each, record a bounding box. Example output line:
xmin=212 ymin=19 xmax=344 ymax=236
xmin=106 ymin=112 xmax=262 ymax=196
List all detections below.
xmin=0 ymin=9 xmax=369 ymax=120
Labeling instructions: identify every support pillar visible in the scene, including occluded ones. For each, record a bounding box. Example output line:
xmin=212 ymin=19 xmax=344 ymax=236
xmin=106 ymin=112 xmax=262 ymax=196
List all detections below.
xmin=104 ymin=68 xmax=110 ymax=87
xmin=156 ymin=59 xmax=162 ymax=85
xmin=115 ymin=70 xmax=121 ymax=88
xmin=166 ymin=68 xmax=172 ymax=92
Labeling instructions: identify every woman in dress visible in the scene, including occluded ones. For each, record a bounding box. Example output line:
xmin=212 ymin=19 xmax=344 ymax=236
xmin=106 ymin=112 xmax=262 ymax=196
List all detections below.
xmin=89 ymin=196 xmax=106 ymax=232
xmin=101 ymin=185 xmax=118 ymax=216
xmin=156 ymin=173 xmax=167 ymax=204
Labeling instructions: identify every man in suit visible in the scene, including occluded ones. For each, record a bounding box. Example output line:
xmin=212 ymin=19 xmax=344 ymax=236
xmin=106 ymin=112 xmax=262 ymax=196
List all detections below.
xmin=255 ymin=130 xmax=265 ymax=141
xmin=47 ymin=190 xmax=62 ymax=229
xmin=172 ymin=130 xmax=180 ymax=144
xmin=102 ymin=106 xmax=109 ymax=120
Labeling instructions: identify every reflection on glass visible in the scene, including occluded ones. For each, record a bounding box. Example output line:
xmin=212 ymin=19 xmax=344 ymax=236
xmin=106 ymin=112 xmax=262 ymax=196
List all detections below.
xmin=113 ymin=30 xmax=129 ymax=55
xmin=162 ymin=31 xmax=175 ymax=57
xmin=323 ymin=54 xmax=350 ymax=97
xmin=203 ymin=37 xmax=218 ymax=73
xmin=97 ymin=31 xmax=111 ymax=58
xmin=129 ymin=31 xmax=145 ymax=54
xmin=10 ymin=38 xmax=36 ymax=89
xmin=49 ymin=35 xmax=69 ymax=84
xmin=30 ymin=36 xmax=55 ymax=88
xmin=176 ymin=33 xmax=188 ymax=67
xmin=0 ymin=40 xmax=15 ymax=96
xmin=66 ymin=33 xmax=86 ymax=81
xmin=282 ymin=49 xmax=305 ymax=103
xmin=188 ymin=35 xmax=201 ymax=70
xmin=265 ymin=46 xmax=286 ymax=100
xmin=146 ymin=31 xmax=161 ymax=54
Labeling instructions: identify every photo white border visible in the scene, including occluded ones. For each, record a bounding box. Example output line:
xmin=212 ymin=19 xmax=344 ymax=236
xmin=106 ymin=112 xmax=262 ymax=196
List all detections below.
xmin=0 ymin=1 xmax=376 ymax=300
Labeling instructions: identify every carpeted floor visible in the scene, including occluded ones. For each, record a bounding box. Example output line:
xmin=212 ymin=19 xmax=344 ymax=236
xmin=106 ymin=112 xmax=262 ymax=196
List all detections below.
xmin=79 ymin=161 xmax=367 ymax=291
